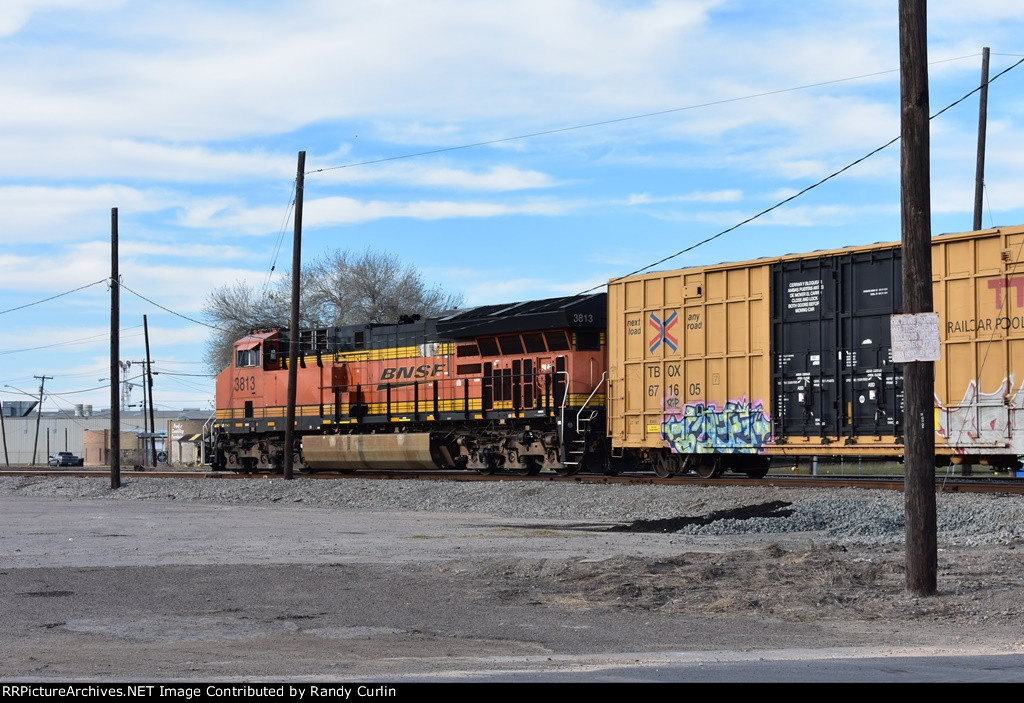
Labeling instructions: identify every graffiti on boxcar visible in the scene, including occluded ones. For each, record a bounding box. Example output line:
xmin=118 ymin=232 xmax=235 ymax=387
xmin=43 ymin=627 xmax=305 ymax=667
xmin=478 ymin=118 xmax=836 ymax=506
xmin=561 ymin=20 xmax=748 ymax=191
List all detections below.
xmin=661 ymin=398 xmax=772 ymax=454
xmin=936 ymin=376 xmax=1024 ymax=453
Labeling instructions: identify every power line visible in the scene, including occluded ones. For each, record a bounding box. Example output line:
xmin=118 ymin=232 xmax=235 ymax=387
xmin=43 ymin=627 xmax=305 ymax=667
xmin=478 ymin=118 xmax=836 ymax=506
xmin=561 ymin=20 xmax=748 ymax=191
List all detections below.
xmin=261 ymin=179 xmax=298 ymax=298
xmin=0 ymin=326 xmax=144 ymax=357
xmin=152 ymin=371 xmax=217 ymax=378
xmin=307 ymin=55 xmax=980 ymax=176
xmin=0 ymin=279 xmax=107 ymax=316
xmin=118 ymin=283 xmax=227 ymax=332
xmin=578 ymin=54 xmax=1024 ymax=293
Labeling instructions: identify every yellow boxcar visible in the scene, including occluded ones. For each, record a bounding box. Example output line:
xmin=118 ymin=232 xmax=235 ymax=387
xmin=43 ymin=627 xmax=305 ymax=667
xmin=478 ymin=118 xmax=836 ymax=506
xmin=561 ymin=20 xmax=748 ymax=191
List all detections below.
xmin=606 ymin=225 xmax=1024 ymax=476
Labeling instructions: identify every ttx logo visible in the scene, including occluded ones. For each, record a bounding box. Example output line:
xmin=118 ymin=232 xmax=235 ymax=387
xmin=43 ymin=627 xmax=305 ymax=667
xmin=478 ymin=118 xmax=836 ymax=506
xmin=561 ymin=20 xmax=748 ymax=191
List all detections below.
xmin=988 ymin=276 xmax=1024 ymax=309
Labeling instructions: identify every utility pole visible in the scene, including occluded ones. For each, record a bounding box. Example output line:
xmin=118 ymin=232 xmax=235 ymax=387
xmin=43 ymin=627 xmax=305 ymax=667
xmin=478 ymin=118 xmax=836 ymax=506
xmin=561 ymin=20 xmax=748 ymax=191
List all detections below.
xmin=111 ymin=207 xmax=121 ymax=489
xmin=899 ymin=0 xmax=937 ymax=596
xmin=144 ymin=315 xmax=157 ymax=466
xmin=31 ymin=375 xmax=51 ymax=466
xmin=283 ymin=150 xmax=305 ymax=481
xmin=0 ymin=401 xmax=8 ymax=467
xmin=140 ymin=359 xmax=149 ymax=465
xmin=974 ymin=47 xmax=990 ymax=231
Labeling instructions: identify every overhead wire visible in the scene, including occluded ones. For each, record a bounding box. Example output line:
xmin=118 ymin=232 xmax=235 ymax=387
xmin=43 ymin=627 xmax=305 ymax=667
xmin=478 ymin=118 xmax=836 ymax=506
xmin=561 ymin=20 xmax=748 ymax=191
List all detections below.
xmin=118 ymin=283 xmax=228 ymax=332
xmin=576 ymin=54 xmax=1024 ymax=295
xmin=307 ymin=57 xmax=981 ymax=175
xmin=261 ymin=179 xmax=298 ymax=298
xmin=0 ymin=279 xmax=108 ymax=316
xmin=0 ymin=326 xmax=144 ymax=357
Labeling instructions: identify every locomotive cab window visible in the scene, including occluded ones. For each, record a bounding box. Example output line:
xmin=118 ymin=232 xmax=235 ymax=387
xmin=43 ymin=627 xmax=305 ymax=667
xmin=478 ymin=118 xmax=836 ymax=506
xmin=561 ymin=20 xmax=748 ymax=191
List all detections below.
xmin=236 ymin=347 xmax=261 ymax=368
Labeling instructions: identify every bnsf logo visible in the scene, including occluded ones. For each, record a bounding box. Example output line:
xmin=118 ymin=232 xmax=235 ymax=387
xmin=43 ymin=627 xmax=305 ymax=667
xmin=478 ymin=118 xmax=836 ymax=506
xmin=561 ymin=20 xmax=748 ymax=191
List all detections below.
xmin=379 ymin=363 xmax=446 ymax=381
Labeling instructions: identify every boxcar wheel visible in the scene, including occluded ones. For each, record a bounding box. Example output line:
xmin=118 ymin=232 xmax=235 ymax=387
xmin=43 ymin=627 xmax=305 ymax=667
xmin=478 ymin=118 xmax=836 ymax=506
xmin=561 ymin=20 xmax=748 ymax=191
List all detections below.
xmin=653 ymin=454 xmax=677 ymax=478
xmin=694 ymin=458 xmax=723 ymax=479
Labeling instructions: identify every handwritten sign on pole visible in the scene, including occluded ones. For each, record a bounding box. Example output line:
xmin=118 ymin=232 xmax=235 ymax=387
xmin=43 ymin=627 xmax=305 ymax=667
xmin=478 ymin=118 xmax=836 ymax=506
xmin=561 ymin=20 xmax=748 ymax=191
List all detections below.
xmin=890 ymin=312 xmax=941 ymax=363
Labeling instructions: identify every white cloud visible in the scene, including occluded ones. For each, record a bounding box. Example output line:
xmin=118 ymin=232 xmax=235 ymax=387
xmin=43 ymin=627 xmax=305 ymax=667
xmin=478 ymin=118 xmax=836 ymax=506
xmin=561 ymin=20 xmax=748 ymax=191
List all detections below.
xmin=312 ymin=162 xmax=556 ymax=191
xmin=627 ymin=190 xmax=742 ymax=206
xmin=0 ymin=0 xmax=124 ymax=37
xmin=304 ymin=195 xmax=571 ymax=225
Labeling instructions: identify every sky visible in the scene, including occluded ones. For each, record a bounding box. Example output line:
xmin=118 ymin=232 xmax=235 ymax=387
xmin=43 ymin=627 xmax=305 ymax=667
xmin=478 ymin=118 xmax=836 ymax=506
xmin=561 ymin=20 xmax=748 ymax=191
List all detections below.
xmin=2 ymin=0 xmax=1024 ymax=418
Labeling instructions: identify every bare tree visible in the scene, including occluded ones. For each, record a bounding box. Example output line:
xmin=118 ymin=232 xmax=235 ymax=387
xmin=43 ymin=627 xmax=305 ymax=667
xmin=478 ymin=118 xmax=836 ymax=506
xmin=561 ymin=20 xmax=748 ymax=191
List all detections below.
xmin=203 ymin=250 xmax=463 ymax=372
xmin=306 ymin=249 xmax=463 ymax=327
xmin=202 ymin=280 xmax=289 ymax=373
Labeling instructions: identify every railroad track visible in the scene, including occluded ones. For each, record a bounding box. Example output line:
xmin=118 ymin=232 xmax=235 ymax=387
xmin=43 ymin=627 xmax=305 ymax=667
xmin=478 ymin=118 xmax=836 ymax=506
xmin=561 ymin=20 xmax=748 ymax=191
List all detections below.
xmin=1 ymin=467 xmax=1022 ymax=494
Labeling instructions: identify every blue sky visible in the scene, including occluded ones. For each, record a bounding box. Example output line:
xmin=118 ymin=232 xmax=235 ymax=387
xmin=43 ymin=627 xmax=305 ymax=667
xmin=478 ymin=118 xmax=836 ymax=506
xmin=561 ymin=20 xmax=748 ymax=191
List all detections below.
xmin=2 ymin=0 xmax=1024 ymax=415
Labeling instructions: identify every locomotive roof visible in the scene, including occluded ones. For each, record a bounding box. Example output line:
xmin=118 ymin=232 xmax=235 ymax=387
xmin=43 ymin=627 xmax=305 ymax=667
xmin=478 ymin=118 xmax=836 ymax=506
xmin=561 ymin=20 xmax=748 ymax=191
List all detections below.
xmin=436 ymin=293 xmax=606 ymax=339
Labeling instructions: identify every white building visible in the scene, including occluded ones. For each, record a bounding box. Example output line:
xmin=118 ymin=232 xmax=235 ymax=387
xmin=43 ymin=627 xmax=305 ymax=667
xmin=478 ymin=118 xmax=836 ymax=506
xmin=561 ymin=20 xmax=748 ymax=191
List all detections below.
xmin=0 ymin=405 xmax=212 ymax=468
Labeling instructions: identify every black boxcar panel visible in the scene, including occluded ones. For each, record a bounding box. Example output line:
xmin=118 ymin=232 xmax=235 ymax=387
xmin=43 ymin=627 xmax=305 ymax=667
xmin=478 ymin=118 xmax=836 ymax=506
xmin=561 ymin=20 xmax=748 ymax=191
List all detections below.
xmin=838 ymin=249 xmax=904 ymax=438
xmin=772 ymin=256 xmax=839 ymax=437
xmin=772 ymin=249 xmax=904 ymax=440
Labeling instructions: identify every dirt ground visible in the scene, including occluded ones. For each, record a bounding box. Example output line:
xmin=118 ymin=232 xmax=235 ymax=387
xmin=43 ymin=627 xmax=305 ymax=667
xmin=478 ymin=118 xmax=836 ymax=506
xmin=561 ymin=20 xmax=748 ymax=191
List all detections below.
xmin=448 ymin=541 xmax=1024 ymax=648
xmin=2 ymin=493 xmax=1022 ymax=681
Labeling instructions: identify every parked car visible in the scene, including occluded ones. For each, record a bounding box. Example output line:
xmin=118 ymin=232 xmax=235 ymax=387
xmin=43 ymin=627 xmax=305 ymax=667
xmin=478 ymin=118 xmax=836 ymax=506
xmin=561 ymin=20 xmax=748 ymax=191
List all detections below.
xmin=48 ymin=451 xmax=83 ymax=467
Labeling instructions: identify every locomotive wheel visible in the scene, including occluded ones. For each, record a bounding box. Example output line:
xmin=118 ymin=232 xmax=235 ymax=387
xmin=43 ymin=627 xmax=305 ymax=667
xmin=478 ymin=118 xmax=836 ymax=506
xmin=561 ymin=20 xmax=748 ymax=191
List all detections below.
xmin=694 ymin=459 xmax=723 ymax=479
xmin=477 ymin=453 xmax=503 ymax=475
xmin=514 ymin=457 xmax=543 ymax=476
xmin=555 ymin=464 xmax=581 ymax=476
xmin=744 ymin=467 xmax=770 ymax=479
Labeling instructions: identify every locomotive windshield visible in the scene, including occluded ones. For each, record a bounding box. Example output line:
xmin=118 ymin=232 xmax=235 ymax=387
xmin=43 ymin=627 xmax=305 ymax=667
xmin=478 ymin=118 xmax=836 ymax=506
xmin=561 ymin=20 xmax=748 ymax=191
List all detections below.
xmin=235 ymin=347 xmax=260 ymax=368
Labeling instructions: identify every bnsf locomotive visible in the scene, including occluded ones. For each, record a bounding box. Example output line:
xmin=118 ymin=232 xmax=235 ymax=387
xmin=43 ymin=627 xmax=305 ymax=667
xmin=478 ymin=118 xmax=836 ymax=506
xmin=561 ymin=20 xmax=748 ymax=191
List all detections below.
xmin=212 ymin=295 xmax=611 ymax=474
xmin=213 ymin=225 xmax=1024 ymax=476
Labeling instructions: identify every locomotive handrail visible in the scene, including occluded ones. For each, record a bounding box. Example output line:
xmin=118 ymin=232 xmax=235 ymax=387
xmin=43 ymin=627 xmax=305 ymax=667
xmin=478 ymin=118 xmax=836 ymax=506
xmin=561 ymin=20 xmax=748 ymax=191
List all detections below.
xmin=557 ymin=370 xmax=571 ymax=463
xmin=576 ymin=372 xmax=607 ymax=435
xmin=201 ymin=409 xmax=217 ymax=466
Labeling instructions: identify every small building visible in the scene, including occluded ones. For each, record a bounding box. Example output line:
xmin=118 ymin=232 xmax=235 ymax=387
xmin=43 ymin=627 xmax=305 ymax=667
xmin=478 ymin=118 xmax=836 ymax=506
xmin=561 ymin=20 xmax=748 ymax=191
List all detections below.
xmin=0 ymin=406 xmax=212 ymax=468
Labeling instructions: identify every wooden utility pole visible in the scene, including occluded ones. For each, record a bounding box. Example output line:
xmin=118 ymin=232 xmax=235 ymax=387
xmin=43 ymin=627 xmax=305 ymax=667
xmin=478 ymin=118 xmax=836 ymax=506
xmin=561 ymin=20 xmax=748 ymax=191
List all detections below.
xmin=111 ymin=208 xmax=121 ymax=489
xmin=31 ymin=375 xmax=51 ymax=466
xmin=144 ymin=314 xmax=157 ymax=466
xmin=974 ymin=47 xmax=990 ymax=231
xmin=140 ymin=359 xmax=149 ymax=464
xmin=899 ymin=0 xmax=937 ymax=596
xmin=1 ymin=402 xmax=8 ymax=467
xmin=283 ymin=150 xmax=305 ymax=480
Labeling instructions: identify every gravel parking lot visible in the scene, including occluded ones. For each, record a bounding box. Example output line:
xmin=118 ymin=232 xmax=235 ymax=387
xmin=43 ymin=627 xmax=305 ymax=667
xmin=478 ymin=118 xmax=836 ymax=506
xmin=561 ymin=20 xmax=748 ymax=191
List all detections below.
xmin=1 ymin=475 xmax=1022 ymax=681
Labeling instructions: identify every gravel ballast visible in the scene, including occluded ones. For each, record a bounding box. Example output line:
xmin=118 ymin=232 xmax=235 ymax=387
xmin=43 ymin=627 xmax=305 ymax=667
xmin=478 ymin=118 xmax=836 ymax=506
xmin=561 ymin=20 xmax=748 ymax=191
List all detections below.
xmin=1 ymin=475 xmax=1021 ymax=546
